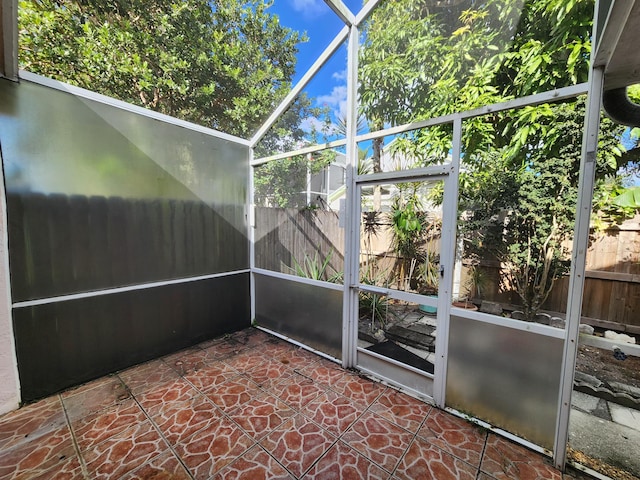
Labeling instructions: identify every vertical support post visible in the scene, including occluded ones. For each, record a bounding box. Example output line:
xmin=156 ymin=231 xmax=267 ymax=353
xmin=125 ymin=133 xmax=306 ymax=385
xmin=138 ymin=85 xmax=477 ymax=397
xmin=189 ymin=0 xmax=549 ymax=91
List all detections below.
xmin=1 ymin=0 xmax=18 ymax=80
xmin=306 ymin=153 xmax=312 ymax=206
xmin=326 ymin=163 xmax=330 ymax=205
xmin=433 ymin=118 xmax=462 ymax=407
xmin=0 ymin=146 xmax=20 ymax=414
xmin=248 ymin=149 xmax=256 ymax=325
xmin=553 ymin=67 xmax=604 ymax=469
xmin=342 ymin=24 xmax=359 ymax=368
xmin=452 ymin=235 xmax=464 ymax=301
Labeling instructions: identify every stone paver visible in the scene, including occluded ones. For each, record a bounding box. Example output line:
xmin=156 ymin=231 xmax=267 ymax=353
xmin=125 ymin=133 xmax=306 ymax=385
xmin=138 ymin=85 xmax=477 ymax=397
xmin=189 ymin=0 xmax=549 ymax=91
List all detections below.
xmin=609 ymin=402 xmax=640 ymax=432
xmin=0 ymin=327 xmax=614 ymax=480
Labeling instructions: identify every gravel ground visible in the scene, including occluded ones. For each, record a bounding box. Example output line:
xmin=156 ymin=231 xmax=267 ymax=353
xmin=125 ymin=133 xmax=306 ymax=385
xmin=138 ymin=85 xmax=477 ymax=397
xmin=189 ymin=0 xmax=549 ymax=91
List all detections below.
xmin=575 ymin=344 xmax=640 ymax=390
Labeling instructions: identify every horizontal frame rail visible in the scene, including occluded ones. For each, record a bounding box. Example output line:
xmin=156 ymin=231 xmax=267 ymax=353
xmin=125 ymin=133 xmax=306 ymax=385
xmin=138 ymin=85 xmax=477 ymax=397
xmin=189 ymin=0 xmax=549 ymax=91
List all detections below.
xmin=355 ymin=166 xmax=450 ymax=185
xmin=253 ymin=267 xmax=344 ymax=291
xmin=355 ymin=84 xmax=588 ymax=144
xmin=13 ymin=270 xmax=250 ymax=308
xmin=252 ymin=83 xmax=588 ymax=168
xmin=252 ymin=139 xmax=347 ymax=166
xmin=19 ymin=71 xmax=251 ymax=146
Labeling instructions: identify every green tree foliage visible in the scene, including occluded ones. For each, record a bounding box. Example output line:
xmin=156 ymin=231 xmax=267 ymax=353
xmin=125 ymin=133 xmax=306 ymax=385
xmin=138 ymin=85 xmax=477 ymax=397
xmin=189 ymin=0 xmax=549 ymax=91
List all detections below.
xmin=19 ymin=0 xmax=312 ymax=139
xmin=359 ymin=0 xmax=638 ymax=319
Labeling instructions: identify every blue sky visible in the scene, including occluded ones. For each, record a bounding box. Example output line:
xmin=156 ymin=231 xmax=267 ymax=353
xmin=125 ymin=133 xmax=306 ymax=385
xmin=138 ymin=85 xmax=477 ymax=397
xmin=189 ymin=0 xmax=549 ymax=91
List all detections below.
xmin=266 ymin=0 xmax=364 ymax=138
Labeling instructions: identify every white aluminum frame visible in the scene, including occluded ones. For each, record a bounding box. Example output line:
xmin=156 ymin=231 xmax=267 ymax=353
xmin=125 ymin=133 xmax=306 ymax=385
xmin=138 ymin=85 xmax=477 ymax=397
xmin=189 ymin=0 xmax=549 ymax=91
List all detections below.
xmin=553 ymin=66 xmax=605 ymax=470
xmin=356 ymin=284 xmax=438 ymax=309
xmin=324 ymin=0 xmax=355 ymax=26
xmin=255 ymin=324 xmax=341 ymax=364
xmin=249 ymin=148 xmax=257 ymax=324
xmin=249 ymin=25 xmax=349 ymax=149
xmin=5 ymin=3 xmax=610 ymax=467
xmin=352 ymin=170 xmax=451 ymax=400
xmin=355 ymin=165 xmax=450 ymax=184
xmin=357 ymin=345 xmax=435 ymax=379
xmin=252 ymin=139 xmax=347 ymax=166
xmin=342 ymin=23 xmax=360 ymax=368
xmin=12 ymin=269 xmax=251 ymax=309
xmin=433 ymin=117 xmax=462 ymax=407
xmin=354 ymin=0 xmax=384 ymax=26
xmin=355 ymin=83 xmax=589 ymax=144
xmin=451 ymin=308 xmax=566 ymax=339
xmin=356 ymin=355 xmax=435 ymax=401
xmin=241 ymin=0 xmax=603 ymax=472
xmin=253 ymin=267 xmax=343 ymax=292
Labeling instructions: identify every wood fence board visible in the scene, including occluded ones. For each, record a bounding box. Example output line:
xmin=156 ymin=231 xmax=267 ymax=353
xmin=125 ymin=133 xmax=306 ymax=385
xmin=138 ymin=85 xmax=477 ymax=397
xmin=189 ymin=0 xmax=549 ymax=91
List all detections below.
xmin=160 ymin=200 xmax=175 ymax=275
xmin=192 ymin=202 xmax=206 ymax=273
xmin=203 ymin=204 xmax=217 ymax=271
xmin=87 ymin=196 xmax=110 ymax=288
xmin=107 ymin=197 xmax=130 ymax=285
xmin=48 ymin=194 xmax=74 ymax=294
xmin=617 ymin=230 xmax=634 ymax=273
xmin=25 ymin=193 xmax=54 ymax=297
xmin=68 ymin=195 xmax=92 ymax=290
xmin=6 ymin=194 xmax=28 ymax=300
xmin=586 ymin=270 xmax=640 ymax=283
xmin=7 ymin=193 xmax=246 ymax=300
xmin=171 ymin=200 xmax=187 ymax=278
xmin=254 ymin=207 xmax=344 ymax=278
xmin=608 ymin=281 xmax=626 ymax=323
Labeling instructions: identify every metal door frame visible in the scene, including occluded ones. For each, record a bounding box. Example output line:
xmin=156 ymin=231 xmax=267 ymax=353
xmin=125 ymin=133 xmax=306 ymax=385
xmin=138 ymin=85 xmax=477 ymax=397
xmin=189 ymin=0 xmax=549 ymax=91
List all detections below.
xmin=343 ymin=120 xmax=462 ymax=407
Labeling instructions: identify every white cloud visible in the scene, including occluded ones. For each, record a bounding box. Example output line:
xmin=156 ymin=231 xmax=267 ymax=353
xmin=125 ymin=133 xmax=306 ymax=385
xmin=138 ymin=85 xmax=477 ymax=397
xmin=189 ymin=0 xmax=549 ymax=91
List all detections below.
xmin=332 ymin=70 xmax=347 ymax=81
xmin=300 ymin=116 xmax=326 ymax=133
xmin=317 ymin=85 xmax=348 ymax=120
xmin=290 ymin=0 xmax=326 ymax=18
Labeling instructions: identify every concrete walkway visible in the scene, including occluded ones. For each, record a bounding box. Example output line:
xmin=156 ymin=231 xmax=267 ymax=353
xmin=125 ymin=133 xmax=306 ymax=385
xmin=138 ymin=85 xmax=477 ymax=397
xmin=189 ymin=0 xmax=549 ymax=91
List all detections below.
xmin=570 ymin=390 xmax=640 ymax=477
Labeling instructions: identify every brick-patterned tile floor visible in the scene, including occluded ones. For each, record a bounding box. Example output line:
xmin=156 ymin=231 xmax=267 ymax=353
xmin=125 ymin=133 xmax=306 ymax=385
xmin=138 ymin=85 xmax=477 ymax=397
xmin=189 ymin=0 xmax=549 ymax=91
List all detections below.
xmin=0 ymin=327 xmax=594 ymax=479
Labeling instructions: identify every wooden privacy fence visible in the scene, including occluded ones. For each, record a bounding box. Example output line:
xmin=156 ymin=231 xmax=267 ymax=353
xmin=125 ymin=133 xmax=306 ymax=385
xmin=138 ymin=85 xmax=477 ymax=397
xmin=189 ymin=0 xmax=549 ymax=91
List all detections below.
xmin=255 ymin=207 xmax=640 ymax=331
xmin=7 ymin=192 xmax=248 ymax=302
xmin=580 ymin=218 xmax=640 ymax=331
xmin=254 ymin=207 xmax=344 ymax=277
xmin=12 ymin=194 xmax=638 ymax=330
xmin=511 ymin=217 xmax=640 ymax=331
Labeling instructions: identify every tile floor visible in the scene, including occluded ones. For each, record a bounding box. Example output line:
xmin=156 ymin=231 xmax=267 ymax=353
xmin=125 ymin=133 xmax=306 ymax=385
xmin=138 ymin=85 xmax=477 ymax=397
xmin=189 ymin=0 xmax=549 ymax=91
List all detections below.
xmin=0 ymin=327 xmax=594 ymax=480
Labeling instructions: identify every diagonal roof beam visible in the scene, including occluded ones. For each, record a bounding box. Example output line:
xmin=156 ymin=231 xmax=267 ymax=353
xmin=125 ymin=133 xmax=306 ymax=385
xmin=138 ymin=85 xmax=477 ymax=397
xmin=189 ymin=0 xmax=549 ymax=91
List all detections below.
xmin=354 ymin=0 xmax=384 ymax=27
xmin=324 ymin=0 xmax=355 ymax=26
xmin=250 ymin=25 xmax=349 ymax=148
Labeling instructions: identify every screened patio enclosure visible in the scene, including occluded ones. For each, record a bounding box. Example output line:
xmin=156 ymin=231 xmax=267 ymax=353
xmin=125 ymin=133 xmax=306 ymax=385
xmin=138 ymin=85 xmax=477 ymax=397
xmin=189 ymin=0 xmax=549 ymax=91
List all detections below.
xmin=1 ymin=0 xmax=639 ymax=477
